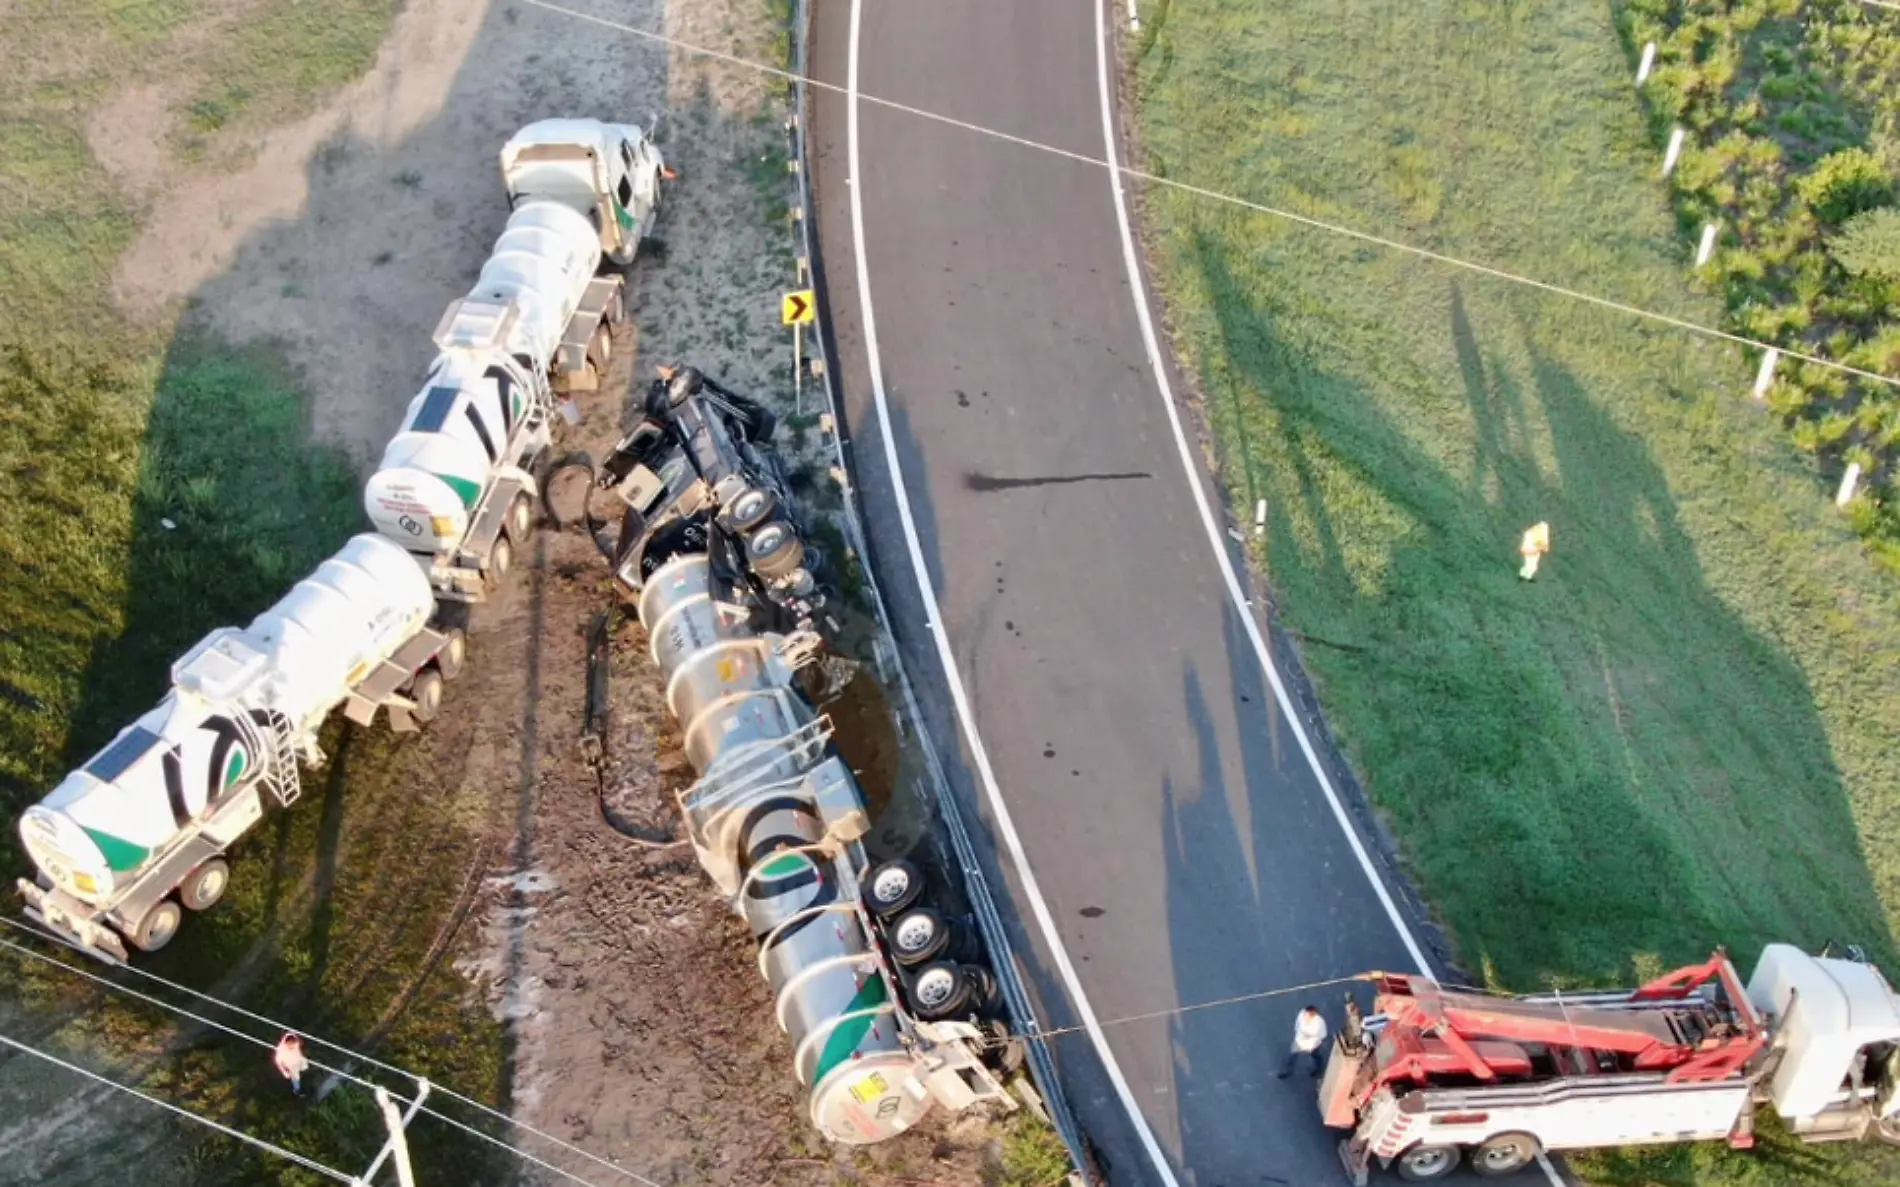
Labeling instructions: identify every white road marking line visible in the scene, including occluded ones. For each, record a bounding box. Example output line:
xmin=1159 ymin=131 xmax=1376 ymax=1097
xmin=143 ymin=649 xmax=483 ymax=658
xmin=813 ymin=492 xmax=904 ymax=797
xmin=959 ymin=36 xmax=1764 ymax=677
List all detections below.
xmin=1090 ymin=4 xmax=1564 ymax=1183
xmin=847 ymin=1 xmax=1182 ymax=1183
xmin=1089 ymin=0 xmax=1435 ymax=988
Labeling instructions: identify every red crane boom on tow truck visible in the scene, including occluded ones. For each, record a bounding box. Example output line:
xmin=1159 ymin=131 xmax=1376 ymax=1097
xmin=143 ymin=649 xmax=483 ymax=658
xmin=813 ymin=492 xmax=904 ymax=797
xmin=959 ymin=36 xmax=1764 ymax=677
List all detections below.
xmin=1317 ymin=944 xmax=1900 ymax=1182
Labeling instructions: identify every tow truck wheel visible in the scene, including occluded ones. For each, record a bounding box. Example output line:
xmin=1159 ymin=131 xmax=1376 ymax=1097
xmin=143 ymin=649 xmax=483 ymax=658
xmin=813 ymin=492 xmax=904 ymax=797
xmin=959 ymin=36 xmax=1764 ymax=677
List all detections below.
xmin=410 ymin=670 xmax=444 ymax=724
xmin=1471 ymin=1132 xmax=1539 ymax=1176
xmin=436 ymin=627 xmax=468 ymax=681
xmin=129 ymin=900 xmax=183 ymax=953
xmin=909 ymin=961 xmax=973 ymax=1021
xmin=865 ymin=859 xmax=925 ymax=919
xmin=1395 ymin=1144 xmax=1462 ymax=1181
xmin=179 ymin=858 xmax=231 ymax=912
xmin=888 ymin=907 xmax=952 ymax=967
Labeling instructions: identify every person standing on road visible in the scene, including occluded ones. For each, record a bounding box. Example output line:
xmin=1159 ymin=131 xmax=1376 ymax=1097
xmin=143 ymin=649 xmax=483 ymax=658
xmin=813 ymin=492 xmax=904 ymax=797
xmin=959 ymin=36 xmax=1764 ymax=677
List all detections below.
xmin=1278 ymin=1005 xmax=1330 ymax=1079
xmin=274 ymin=1033 xmax=310 ymax=1095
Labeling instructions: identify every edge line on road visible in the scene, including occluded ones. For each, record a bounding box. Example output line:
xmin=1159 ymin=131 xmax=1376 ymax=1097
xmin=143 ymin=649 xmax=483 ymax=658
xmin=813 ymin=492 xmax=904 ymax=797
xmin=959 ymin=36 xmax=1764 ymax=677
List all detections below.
xmin=846 ymin=1 xmax=1183 ymax=1183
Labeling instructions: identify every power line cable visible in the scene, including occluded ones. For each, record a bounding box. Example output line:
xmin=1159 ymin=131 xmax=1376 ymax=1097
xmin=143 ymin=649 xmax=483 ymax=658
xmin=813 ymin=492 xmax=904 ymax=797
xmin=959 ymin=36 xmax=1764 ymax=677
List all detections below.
xmin=521 ymin=0 xmax=1899 ymax=394
xmin=0 ymin=918 xmax=657 ymax=1187
xmin=0 ymin=931 xmax=414 ymax=1104
xmin=0 ymin=1027 xmax=356 ymax=1184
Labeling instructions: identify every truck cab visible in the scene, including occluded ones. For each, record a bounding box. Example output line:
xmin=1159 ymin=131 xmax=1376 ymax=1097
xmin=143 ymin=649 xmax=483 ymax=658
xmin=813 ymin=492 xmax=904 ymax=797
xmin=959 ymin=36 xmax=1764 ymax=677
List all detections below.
xmin=1748 ymin=944 xmax=1900 ymax=1146
xmin=500 ymin=118 xmax=667 ymax=267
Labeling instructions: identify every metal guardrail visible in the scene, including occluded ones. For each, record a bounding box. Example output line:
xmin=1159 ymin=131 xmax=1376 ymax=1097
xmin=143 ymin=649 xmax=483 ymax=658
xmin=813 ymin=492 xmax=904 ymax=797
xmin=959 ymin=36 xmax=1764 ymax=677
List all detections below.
xmin=781 ymin=1 xmax=1096 ymax=1179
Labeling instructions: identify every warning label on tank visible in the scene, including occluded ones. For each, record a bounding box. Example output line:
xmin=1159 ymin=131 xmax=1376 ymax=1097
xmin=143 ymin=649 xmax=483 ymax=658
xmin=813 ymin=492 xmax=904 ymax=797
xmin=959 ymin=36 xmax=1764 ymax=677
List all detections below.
xmin=848 ymin=1073 xmax=888 ymax=1104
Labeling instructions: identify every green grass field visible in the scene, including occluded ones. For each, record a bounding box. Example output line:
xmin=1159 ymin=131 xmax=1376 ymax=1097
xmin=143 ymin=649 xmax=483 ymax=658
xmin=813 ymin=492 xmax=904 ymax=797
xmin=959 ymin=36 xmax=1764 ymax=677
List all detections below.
xmin=1131 ymin=1 xmax=1900 ymax=1182
xmin=0 ymin=3 xmax=513 ymax=1182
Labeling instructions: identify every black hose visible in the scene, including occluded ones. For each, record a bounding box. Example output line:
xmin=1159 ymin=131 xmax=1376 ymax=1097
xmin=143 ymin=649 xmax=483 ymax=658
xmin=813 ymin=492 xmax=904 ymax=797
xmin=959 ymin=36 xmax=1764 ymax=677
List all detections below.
xmin=581 ymin=607 xmax=689 ymax=851
xmin=539 ymin=449 xmax=629 ymax=566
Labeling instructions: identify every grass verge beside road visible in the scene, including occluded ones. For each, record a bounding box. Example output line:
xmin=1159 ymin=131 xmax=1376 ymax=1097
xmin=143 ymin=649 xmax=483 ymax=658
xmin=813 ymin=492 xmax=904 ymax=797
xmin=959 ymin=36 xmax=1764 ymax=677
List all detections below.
xmin=1132 ymin=1 xmax=1900 ymax=1181
xmin=0 ymin=3 xmax=511 ymax=1182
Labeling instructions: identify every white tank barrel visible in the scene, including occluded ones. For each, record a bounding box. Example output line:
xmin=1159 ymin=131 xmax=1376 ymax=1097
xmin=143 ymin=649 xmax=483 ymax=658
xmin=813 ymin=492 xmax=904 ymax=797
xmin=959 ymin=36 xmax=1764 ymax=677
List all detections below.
xmin=18 ymin=534 xmax=433 ymax=905
xmin=637 ymin=554 xmax=931 ymax=1144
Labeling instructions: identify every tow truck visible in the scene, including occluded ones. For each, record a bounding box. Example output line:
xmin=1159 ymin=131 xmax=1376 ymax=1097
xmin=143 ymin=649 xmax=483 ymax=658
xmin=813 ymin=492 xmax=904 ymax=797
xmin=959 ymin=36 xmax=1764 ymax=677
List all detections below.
xmin=1321 ymin=944 xmax=1900 ymax=1181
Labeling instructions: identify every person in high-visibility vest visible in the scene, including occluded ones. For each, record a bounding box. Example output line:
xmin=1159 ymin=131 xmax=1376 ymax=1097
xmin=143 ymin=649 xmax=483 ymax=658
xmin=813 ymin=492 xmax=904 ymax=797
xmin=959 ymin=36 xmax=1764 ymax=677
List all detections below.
xmin=1519 ymin=522 xmax=1550 ymax=581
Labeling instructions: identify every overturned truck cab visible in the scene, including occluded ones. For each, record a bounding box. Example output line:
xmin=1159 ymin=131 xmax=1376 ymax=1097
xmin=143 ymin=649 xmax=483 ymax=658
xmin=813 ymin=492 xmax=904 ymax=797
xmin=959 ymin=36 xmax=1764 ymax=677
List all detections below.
xmin=596 ymin=366 xmax=1019 ymax=1144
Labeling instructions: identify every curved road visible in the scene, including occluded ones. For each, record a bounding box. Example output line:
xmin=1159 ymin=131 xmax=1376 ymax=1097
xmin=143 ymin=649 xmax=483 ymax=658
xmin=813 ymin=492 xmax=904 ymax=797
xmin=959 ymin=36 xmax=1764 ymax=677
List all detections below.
xmin=806 ymin=3 xmax=1527 ymax=1184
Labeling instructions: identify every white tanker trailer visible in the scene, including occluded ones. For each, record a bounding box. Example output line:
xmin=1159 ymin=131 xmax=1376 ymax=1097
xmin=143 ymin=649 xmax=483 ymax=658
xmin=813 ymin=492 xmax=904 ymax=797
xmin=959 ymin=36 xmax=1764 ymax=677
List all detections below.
xmin=16 ymin=535 xmax=468 ymax=961
xmin=607 ymin=367 xmax=1021 ymax=1144
xmin=365 ymin=119 xmax=669 ymax=602
xmin=14 ymin=116 xmax=665 ymax=959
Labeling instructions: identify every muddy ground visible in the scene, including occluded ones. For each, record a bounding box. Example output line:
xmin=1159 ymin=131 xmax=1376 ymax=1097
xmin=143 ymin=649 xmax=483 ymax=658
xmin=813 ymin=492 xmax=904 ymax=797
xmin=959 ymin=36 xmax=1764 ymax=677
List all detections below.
xmin=3 ymin=0 xmax=1016 ymax=1183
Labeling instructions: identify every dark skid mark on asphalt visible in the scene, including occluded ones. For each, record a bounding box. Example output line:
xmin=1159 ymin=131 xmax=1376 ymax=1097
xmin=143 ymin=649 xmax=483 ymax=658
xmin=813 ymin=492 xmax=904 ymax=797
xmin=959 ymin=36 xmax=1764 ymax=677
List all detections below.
xmin=963 ymin=470 xmax=1152 ymax=492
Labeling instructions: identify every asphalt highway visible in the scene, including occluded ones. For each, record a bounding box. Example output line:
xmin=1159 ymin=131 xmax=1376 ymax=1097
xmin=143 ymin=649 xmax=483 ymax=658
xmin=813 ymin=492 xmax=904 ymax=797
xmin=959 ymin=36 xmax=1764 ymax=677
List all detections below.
xmin=805 ymin=3 xmax=1532 ymax=1184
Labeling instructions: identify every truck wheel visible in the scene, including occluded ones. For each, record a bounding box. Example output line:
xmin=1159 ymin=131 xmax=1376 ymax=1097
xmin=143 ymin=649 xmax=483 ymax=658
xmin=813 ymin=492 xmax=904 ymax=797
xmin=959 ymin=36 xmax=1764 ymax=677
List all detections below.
xmin=1875 ymin=1114 xmax=1900 ymax=1147
xmin=409 ymin=670 xmax=444 ymax=724
xmin=178 ymin=859 xmax=231 ymax=912
xmin=864 ymin=859 xmax=924 ymax=919
xmin=980 ymin=1018 xmax=1026 ymax=1076
xmin=909 ymin=962 xmax=973 ymax=1021
xmin=746 ymin=522 xmax=805 ymax=580
xmin=486 ymin=533 xmax=515 ymax=590
xmin=587 ymin=323 xmax=612 ymax=379
xmin=1472 ymin=1133 xmax=1540 ymax=1177
xmin=888 ymin=907 xmax=952 ymax=967
xmin=436 ymin=627 xmax=468 ymax=680
xmin=1395 ymin=1144 xmax=1462 ymax=1182
xmin=722 ymin=486 xmax=777 ymax=533
xmin=128 ymin=900 xmax=183 ymax=953
xmin=508 ymin=492 xmax=537 ymax=544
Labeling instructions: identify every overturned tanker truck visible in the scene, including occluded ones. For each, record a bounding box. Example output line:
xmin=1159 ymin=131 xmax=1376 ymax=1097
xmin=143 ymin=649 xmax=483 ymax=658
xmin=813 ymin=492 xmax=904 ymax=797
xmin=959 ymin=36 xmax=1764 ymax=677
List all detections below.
xmin=592 ymin=365 xmax=1023 ymax=1144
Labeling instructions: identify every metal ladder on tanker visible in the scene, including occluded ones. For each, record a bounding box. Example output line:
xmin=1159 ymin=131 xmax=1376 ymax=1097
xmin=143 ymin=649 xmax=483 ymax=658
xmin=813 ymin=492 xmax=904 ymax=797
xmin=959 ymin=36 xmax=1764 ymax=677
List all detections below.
xmin=236 ymin=711 xmax=303 ymax=809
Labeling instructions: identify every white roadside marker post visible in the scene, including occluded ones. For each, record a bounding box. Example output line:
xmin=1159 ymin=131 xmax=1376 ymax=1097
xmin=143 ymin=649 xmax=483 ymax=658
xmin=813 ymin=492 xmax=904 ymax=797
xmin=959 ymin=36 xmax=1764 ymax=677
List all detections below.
xmin=1754 ymin=348 xmax=1780 ymax=400
xmin=1663 ymin=127 xmax=1685 ymax=176
xmin=1637 ymin=42 xmax=1657 ymax=84
xmin=1838 ymin=463 xmax=1862 ymax=508
xmin=1697 ymin=222 xmax=1718 ymax=266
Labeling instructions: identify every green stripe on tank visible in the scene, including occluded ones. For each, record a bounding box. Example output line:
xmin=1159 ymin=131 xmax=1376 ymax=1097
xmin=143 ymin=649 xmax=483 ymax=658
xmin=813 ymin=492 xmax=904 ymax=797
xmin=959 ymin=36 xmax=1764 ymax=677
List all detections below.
xmin=82 ymin=827 xmax=152 ymax=873
xmin=433 ymin=472 xmax=482 ymax=509
xmin=759 ymin=852 xmax=809 ymax=878
xmin=811 ymin=975 xmax=889 ymax=1088
xmin=223 ymin=748 xmax=247 ymax=788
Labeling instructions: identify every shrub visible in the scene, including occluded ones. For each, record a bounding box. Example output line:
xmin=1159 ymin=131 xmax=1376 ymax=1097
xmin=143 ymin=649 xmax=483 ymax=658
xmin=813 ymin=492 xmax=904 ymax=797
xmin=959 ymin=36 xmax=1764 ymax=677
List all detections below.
xmin=1831 ymin=207 xmax=1900 ymax=280
xmin=1798 ymin=148 xmax=1896 ymax=224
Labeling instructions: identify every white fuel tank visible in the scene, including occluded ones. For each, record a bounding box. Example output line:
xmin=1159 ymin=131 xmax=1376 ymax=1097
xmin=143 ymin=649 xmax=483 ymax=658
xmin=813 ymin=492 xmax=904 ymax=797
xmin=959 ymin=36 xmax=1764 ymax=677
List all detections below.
xmin=21 ymin=535 xmax=433 ymax=903
xmin=364 ymin=352 xmax=526 ymax=554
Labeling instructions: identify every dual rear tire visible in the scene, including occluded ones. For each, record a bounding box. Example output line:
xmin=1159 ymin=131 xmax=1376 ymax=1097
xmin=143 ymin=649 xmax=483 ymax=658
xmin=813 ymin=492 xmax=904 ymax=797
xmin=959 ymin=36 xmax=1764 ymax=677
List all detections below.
xmin=1396 ymin=1132 xmax=1540 ymax=1180
xmin=125 ymin=856 xmax=232 ymax=953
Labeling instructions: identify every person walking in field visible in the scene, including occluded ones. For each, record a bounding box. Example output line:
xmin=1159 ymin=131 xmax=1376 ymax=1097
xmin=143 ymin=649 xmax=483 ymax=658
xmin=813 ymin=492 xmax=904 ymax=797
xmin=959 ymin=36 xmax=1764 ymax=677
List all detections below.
xmin=274 ymin=1033 xmax=310 ymax=1095
xmin=1278 ymin=1005 xmax=1330 ymax=1079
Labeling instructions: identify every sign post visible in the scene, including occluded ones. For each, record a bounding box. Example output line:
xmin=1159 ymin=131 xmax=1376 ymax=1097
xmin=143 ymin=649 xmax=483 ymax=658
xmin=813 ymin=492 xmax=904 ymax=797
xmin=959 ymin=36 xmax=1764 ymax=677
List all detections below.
xmin=782 ymin=289 xmax=816 ymax=415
